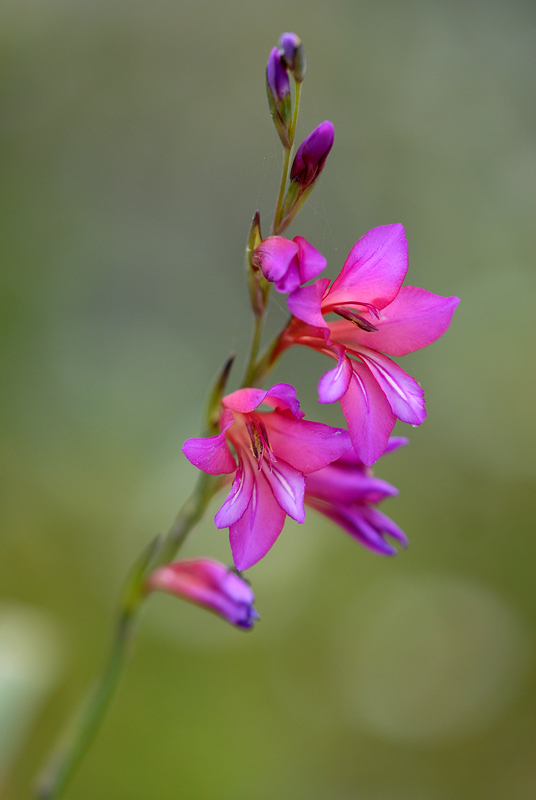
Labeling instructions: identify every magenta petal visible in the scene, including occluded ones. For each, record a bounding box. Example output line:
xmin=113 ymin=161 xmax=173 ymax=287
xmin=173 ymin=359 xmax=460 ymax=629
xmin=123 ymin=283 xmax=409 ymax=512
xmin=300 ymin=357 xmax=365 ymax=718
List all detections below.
xmin=182 ymin=412 xmax=236 ymax=475
xmin=330 ymin=287 xmax=460 ymax=356
xmin=262 ymin=412 xmax=351 ymax=473
xmin=384 ymin=436 xmax=409 ymax=454
xmin=262 ymin=383 xmax=304 ymax=419
xmin=223 ymin=387 xmax=268 ymax=413
xmin=263 ymin=458 xmax=305 ymax=523
xmin=275 ymin=258 xmax=301 ymax=293
xmin=287 ymin=278 xmax=331 ymax=334
xmin=354 ymin=346 xmax=426 ymax=425
xmin=318 ymin=344 xmax=353 ymax=403
xmin=326 ymin=224 xmax=408 ymax=310
xmin=339 ymin=365 xmax=396 ymax=466
xmin=229 ymin=471 xmax=287 ymax=570
xmin=294 ymin=236 xmax=327 ymax=283
xmin=252 ymin=236 xmax=299 ymax=282
xmin=305 ymin=465 xmax=398 ymax=505
xmin=214 ymin=459 xmax=254 ymax=528
xmin=223 ymin=383 xmax=303 ymax=418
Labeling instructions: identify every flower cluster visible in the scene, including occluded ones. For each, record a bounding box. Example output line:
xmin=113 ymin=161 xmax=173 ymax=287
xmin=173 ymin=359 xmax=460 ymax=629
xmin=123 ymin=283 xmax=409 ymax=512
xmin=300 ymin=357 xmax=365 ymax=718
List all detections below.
xmin=156 ymin=32 xmax=458 ymax=627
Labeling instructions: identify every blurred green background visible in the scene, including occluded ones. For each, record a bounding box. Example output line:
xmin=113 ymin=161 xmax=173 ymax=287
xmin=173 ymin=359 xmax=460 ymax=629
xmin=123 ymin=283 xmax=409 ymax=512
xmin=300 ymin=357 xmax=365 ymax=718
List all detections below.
xmin=1 ymin=0 xmax=535 ymax=798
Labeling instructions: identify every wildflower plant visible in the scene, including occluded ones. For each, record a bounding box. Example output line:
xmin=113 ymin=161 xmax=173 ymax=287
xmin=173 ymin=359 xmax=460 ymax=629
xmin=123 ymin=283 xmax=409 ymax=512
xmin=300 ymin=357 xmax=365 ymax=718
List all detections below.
xmin=36 ymin=32 xmax=458 ymax=799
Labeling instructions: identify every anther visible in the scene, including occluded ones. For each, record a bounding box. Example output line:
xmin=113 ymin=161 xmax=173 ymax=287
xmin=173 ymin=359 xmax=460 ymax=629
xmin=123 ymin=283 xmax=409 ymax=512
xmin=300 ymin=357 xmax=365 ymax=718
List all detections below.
xmin=332 ymin=306 xmax=379 ymax=332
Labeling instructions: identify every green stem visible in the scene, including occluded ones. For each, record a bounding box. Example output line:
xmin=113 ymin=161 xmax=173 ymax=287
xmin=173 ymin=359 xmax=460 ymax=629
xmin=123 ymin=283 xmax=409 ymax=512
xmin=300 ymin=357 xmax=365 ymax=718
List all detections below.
xmin=241 ymin=310 xmax=267 ymax=388
xmin=36 ymin=470 xmax=220 ymax=800
xmin=272 ymin=80 xmax=302 ymax=235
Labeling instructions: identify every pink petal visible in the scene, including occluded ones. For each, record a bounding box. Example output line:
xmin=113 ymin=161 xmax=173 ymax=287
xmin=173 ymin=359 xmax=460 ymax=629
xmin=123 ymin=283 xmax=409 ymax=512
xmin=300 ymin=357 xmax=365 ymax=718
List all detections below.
xmin=182 ymin=411 xmax=236 ymax=475
xmin=318 ymin=343 xmax=353 ymax=403
xmin=354 ymin=346 xmax=426 ymax=425
xmin=326 ymin=224 xmax=408 ymax=310
xmin=222 ymin=383 xmax=303 ymax=418
xmin=294 ymin=236 xmax=327 ymax=283
xmin=384 ymin=436 xmax=409 ymax=454
xmin=214 ymin=459 xmax=254 ymax=528
xmin=275 ymin=259 xmax=301 ymax=293
xmin=305 ymin=498 xmax=404 ymax=555
xmin=222 ymin=387 xmax=268 ymax=413
xmin=252 ymin=236 xmax=299 ymax=282
xmin=329 ymin=287 xmax=460 ymax=356
xmin=262 ymin=458 xmax=305 ymax=523
xmin=287 ymin=279 xmax=331 ymax=335
xmin=229 ymin=470 xmax=287 ymax=570
xmin=262 ymin=411 xmax=351 ymax=473
xmin=339 ymin=364 xmax=397 ymax=466
xmin=262 ymin=383 xmax=304 ymax=419
xmin=305 ymin=464 xmax=398 ymax=505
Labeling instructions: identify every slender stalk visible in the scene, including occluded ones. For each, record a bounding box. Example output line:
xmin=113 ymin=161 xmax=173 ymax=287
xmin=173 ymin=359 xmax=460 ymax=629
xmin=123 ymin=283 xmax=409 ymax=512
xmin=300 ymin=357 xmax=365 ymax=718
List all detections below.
xmin=272 ymin=80 xmax=302 ymax=235
xmin=36 ymin=615 xmax=133 ymax=800
xmin=36 ymin=470 xmax=221 ymax=800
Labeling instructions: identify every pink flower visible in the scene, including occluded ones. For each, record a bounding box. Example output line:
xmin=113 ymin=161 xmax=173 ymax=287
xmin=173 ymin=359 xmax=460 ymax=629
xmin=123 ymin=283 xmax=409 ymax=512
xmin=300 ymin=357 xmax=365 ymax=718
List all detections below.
xmin=252 ymin=235 xmax=326 ymax=293
xmin=147 ymin=558 xmax=259 ymax=629
xmin=305 ymin=437 xmax=408 ymax=555
xmin=283 ymin=223 xmax=459 ymax=465
xmin=182 ymin=383 xmax=351 ymax=570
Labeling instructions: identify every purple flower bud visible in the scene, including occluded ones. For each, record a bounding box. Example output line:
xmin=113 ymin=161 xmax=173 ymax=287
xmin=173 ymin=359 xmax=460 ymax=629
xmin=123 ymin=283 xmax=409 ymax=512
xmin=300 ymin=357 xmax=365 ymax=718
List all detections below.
xmin=267 ymin=47 xmax=290 ymax=105
xmin=290 ymin=121 xmax=335 ymax=189
xmin=279 ymin=32 xmax=306 ymax=82
xmin=266 ymin=47 xmax=292 ymax=147
xmin=147 ymin=558 xmax=259 ymax=629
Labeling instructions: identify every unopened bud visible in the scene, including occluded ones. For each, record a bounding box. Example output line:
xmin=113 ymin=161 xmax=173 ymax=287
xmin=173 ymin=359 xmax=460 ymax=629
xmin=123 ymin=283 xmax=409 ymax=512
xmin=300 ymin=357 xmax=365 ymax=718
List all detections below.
xmin=290 ymin=121 xmax=334 ymax=189
xmin=266 ymin=47 xmax=292 ymax=148
xmin=278 ymin=121 xmax=335 ymax=232
xmin=279 ymin=32 xmax=306 ymax=82
xmin=147 ymin=559 xmax=259 ymax=629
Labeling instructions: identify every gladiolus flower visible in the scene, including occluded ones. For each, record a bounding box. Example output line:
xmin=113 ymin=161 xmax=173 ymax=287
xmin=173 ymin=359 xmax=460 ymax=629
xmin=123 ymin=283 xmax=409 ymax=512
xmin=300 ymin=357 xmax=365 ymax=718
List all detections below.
xmin=147 ymin=558 xmax=259 ymax=629
xmin=252 ymin=234 xmax=326 ymax=293
xmin=305 ymin=437 xmax=408 ymax=555
xmin=282 ymin=223 xmax=459 ymax=465
xmin=182 ymin=383 xmax=351 ymax=570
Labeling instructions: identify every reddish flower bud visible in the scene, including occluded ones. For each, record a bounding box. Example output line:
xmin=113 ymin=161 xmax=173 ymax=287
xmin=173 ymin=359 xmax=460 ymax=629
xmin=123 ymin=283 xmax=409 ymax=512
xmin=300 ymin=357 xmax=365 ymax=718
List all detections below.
xmin=147 ymin=559 xmax=259 ymax=629
xmin=290 ymin=121 xmax=334 ymax=189
xmin=279 ymin=32 xmax=306 ymax=82
xmin=266 ymin=47 xmax=292 ymax=147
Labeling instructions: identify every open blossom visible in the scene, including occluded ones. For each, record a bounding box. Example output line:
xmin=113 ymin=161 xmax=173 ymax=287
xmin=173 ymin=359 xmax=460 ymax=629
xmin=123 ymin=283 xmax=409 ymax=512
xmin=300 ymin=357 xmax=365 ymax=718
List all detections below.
xmin=147 ymin=558 xmax=259 ymax=629
xmin=279 ymin=223 xmax=459 ymax=465
xmin=305 ymin=437 xmax=408 ymax=555
xmin=182 ymin=383 xmax=351 ymax=570
xmin=252 ymin=234 xmax=326 ymax=293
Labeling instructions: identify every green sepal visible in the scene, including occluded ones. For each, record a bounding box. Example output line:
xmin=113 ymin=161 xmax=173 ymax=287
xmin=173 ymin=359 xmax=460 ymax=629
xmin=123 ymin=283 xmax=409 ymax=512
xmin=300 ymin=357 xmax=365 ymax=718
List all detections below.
xmin=205 ymin=352 xmax=236 ymax=431
xmin=246 ymin=211 xmax=270 ymax=315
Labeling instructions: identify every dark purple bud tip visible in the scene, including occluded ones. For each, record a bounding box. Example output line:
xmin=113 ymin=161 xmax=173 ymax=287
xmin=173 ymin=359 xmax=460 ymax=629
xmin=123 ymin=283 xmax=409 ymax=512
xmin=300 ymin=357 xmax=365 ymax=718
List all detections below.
xmin=266 ymin=47 xmax=290 ymax=105
xmin=279 ymin=32 xmax=306 ymax=81
xmin=290 ymin=121 xmax=334 ymax=189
